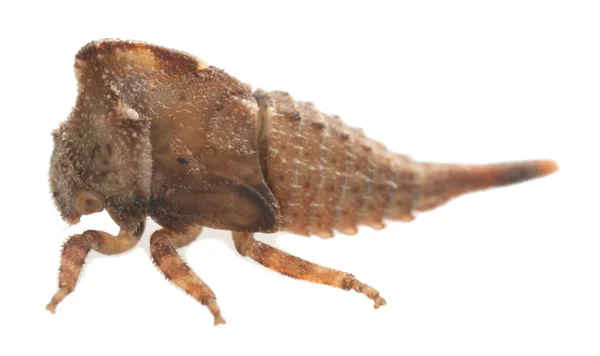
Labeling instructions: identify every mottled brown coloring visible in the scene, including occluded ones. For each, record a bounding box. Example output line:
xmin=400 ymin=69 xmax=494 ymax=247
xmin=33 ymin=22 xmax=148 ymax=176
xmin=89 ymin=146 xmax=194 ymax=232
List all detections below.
xmin=47 ymin=39 xmax=558 ymax=325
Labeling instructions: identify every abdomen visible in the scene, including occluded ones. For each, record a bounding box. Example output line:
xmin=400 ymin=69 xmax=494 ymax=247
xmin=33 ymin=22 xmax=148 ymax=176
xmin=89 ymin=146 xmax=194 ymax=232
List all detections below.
xmin=254 ymin=90 xmax=419 ymax=237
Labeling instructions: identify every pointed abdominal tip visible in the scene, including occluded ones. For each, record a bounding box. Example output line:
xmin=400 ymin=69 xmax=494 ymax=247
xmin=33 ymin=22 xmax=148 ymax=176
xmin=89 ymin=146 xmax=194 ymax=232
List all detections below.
xmin=536 ymin=160 xmax=559 ymax=176
xmin=495 ymin=159 xmax=559 ymax=187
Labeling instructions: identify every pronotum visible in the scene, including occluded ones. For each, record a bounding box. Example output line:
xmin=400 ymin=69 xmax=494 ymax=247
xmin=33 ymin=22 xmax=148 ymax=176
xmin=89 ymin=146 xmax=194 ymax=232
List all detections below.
xmin=47 ymin=40 xmax=558 ymax=325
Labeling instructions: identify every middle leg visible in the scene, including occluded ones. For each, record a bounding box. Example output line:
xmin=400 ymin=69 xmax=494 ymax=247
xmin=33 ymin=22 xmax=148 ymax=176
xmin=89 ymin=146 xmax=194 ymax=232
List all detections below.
xmin=150 ymin=226 xmax=225 ymax=325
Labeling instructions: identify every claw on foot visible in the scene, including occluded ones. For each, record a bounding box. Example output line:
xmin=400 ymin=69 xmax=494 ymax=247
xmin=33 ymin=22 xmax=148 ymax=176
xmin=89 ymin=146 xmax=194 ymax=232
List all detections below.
xmin=46 ymin=289 xmax=69 ymax=314
xmin=45 ymin=304 xmax=57 ymax=314
xmin=349 ymin=279 xmax=386 ymax=309
xmin=207 ymin=299 xmax=226 ymax=326
xmin=373 ymin=296 xmax=387 ymax=309
xmin=214 ymin=315 xmax=226 ymax=326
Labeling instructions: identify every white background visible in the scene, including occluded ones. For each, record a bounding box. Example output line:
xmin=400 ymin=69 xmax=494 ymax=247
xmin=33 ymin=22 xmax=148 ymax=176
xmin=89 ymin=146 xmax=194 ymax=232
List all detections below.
xmin=1 ymin=1 xmax=598 ymax=355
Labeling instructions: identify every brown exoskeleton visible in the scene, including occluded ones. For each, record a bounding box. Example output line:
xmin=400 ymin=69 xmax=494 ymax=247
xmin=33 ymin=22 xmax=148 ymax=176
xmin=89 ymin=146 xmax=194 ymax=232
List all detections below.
xmin=47 ymin=39 xmax=558 ymax=325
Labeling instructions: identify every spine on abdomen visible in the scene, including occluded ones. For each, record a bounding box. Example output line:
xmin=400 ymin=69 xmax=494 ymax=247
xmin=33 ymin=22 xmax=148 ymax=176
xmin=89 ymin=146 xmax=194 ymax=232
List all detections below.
xmin=254 ymin=90 xmax=418 ymax=237
xmin=254 ymin=90 xmax=558 ymax=237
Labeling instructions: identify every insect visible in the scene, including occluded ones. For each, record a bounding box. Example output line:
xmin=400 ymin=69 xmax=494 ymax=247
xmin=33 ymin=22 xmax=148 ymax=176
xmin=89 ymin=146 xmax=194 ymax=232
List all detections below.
xmin=47 ymin=39 xmax=558 ymax=325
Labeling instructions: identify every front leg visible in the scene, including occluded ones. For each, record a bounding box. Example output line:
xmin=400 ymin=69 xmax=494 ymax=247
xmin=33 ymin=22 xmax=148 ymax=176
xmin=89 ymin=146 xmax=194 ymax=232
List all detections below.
xmin=150 ymin=227 xmax=225 ymax=325
xmin=232 ymin=232 xmax=386 ymax=308
xmin=46 ymin=222 xmax=145 ymax=313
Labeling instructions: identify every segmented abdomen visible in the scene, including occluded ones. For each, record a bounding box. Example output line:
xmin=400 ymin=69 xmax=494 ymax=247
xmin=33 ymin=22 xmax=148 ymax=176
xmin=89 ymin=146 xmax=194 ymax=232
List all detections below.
xmin=254 ymin=90 xmax=418 ymax=237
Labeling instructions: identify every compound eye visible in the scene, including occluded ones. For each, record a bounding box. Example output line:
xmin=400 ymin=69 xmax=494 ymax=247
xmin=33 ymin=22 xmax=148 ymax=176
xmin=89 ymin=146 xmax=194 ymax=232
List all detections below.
xmin=73 ymin=191 xmax=104 ymax=215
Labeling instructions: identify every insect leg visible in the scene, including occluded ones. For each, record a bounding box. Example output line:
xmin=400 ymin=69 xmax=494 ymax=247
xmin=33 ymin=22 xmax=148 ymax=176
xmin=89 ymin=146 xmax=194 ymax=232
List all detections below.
xmin=232 ymin=232 xmax=386 ymax=308
xmin=169 ymin=226 xmax=202 ymax=248
xmin=150 ymin=227 xmax=225 ymax=325
xmin=46 ymin=222 xmax=145 ymax=313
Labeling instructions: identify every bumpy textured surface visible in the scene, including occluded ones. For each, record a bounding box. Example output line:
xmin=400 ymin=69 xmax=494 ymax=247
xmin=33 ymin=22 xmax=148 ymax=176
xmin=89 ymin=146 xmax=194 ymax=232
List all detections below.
xmin=47 ymin=40 xmax=558 ymax=325
xmin=254 ymin=90 xmax=418 ymax=237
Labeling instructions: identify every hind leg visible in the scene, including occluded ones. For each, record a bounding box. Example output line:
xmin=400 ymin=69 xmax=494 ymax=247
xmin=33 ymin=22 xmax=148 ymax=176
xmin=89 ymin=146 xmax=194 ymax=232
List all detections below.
xmin=46 ymin=222 xmax=145 ymax=313
xmin=150 ymin=226 xmax=225 ymax=325
xmin=232 ymin=232 xmax=386 ymax=308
